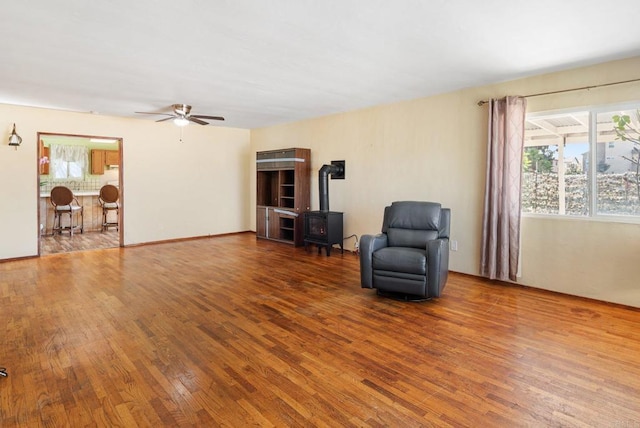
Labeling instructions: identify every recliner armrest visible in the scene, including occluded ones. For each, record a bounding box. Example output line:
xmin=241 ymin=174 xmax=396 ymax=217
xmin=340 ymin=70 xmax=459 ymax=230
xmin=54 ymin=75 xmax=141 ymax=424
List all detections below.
xmin=359 ymin=233 xmax=388 ymax=288
xmin=426 ymin=238 xmax=449 ymax=298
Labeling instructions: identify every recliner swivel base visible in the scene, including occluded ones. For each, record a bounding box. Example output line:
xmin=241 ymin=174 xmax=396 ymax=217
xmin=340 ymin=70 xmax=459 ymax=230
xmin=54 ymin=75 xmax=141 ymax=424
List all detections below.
xmin=375 ymin=289 xmax=432 ymax=302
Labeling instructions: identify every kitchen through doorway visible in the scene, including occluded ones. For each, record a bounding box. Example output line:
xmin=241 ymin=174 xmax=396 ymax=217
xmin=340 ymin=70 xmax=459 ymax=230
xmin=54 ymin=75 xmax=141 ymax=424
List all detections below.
xmin=38 ymin=132 xmax=123 ymax=255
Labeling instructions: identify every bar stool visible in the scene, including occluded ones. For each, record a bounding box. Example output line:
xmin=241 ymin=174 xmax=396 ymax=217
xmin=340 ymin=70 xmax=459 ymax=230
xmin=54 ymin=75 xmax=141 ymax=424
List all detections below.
xmin=50 ymin=186 xmax=84 ymax=236
xmin=99 ymin=184 xmax=119 ymax=231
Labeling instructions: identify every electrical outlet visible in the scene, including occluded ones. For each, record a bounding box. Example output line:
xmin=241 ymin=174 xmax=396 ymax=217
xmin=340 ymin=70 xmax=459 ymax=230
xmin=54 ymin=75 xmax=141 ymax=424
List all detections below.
xmin=450 ymin=240 xmax=458 ymax=251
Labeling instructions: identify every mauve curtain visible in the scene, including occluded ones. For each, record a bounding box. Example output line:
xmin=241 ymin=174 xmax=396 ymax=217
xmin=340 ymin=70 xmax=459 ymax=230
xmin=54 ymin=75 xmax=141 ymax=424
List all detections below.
xmin=480 ymin=96 xmax=527 ymax=281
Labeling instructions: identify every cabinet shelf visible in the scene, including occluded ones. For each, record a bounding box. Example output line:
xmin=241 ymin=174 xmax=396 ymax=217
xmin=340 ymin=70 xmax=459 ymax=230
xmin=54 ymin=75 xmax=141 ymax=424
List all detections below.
xmin=280 ymin=187 xmax=295 ymax=198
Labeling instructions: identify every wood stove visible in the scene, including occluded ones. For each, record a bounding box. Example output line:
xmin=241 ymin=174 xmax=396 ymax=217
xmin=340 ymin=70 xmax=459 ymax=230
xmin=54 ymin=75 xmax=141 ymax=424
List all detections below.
xmin=304 ymin=211 xmax=343 ymax=256
xmin=304 ymin=161 xmax=345 ymax=256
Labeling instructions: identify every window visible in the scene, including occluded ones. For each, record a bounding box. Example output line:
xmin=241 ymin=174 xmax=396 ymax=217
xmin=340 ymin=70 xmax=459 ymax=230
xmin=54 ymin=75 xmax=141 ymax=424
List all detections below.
xmin=50 ymin=145 xmax=88 ymax=179
xmin=522 ymin=103 xmax=640 ymax=219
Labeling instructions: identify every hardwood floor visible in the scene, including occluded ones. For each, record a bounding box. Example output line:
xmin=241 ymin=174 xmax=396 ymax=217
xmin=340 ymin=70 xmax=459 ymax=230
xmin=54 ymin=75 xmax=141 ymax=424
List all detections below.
xmin=1 ymin=233 xmax=640 ymax=427
xmin=40 ymin=230 xmax=119 ymax=255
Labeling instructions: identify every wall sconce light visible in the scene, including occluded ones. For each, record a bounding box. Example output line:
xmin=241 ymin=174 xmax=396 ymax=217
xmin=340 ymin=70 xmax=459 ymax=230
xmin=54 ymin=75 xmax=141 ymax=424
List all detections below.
xmin=8 ymin=123 xmax=22 ymax=148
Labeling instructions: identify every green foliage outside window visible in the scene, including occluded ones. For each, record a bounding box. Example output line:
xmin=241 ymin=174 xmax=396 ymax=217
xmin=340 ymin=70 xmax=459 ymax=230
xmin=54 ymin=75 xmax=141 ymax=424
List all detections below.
xmin=612 ymin=110 xmax=640 ymax=202
xmin=523 ymin=146 xmax=556 ymax=173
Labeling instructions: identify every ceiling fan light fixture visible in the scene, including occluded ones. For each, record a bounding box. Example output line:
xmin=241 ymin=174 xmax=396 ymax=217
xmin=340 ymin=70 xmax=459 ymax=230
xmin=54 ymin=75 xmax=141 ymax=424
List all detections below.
xmin=173 ymin=117 xmax=190 ymax=127
xmin=136 ymin=104 xmax=223 ymax=126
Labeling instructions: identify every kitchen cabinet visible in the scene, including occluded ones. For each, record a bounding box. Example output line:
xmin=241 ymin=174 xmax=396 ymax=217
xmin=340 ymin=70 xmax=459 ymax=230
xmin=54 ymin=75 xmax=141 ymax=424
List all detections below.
xmin=39 ymin=140 xmax=50 ymax=174
xmin=91 ymin=149 xmax=119 ymax=174
xmin=256 ymin=148 xmax=310 ymax=246
xmin=105 ymin=150 xmax=120 ymax=165
xmin=91 ymin=150 xmax=105 ymax=174
xmin=41 ymin=147 xmax=50 ymax=175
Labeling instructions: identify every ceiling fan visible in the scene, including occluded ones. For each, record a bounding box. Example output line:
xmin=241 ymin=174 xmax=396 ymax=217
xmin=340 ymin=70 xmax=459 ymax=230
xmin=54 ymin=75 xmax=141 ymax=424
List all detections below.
xmin=135 ymin=104 xmax=225 ymax=126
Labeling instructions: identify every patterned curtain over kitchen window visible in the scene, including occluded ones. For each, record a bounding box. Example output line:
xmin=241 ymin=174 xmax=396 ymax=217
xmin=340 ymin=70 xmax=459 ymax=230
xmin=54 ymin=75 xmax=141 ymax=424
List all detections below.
xmin=50 ymin=144 xmax=88 ymax=179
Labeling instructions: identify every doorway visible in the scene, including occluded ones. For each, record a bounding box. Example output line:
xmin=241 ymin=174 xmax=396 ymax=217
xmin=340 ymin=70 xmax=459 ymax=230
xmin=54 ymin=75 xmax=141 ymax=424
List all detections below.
xmin=38 ymin=133 xmax=123 ymax=255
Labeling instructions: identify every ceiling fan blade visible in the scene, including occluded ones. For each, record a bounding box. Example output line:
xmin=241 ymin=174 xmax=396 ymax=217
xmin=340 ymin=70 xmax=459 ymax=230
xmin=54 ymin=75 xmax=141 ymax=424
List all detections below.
xmin=188 ymin=117 xmax=209 ymax=125
xmin=191 ymin=115 xmax=225 ymax=121
xmin=156 ymin=116 xmax=175 ymax=123
xmin=135 ymin=111 xmax=174 ymax=116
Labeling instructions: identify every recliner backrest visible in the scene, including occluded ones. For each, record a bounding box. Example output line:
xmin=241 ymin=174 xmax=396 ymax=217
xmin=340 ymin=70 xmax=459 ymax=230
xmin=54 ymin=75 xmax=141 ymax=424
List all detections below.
xmin=439 ymin=208 xmax=451 ymax=240
xmin=382 ymin=201 xmax=444 ymax=248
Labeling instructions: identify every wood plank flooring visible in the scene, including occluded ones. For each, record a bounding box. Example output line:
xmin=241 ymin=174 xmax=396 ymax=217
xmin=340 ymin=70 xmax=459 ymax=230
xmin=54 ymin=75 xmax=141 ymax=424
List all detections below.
xmin=1 ymin=233 xmax=640 ymax=427
xmin=40 ymin=230 xmax=119 ymax=255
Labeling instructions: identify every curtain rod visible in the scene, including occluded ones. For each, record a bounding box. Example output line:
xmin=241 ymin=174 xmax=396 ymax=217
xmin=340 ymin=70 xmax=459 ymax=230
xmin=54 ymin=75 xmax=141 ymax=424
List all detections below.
xmin=476 ymin=77 xmax=640 ymax=106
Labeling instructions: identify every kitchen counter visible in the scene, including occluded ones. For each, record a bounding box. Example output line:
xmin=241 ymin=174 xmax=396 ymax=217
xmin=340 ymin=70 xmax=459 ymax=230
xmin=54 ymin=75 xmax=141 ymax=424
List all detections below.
xmin=40 ymin=190 xmax=100 ymax=198
xmin=39 ymin=192 xmax=105 ymax=233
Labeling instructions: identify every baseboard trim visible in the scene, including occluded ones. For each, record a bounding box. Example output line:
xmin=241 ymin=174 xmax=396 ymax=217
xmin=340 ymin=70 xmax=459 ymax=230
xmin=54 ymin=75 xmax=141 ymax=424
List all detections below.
xmin=124 ymin=230 xmax=253 ymax=249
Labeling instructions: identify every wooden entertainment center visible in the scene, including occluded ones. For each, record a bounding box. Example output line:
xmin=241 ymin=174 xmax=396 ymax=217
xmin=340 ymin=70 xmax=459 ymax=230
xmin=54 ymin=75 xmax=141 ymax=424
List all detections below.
xmin=256 ymin=148 xmax=310 ymax=246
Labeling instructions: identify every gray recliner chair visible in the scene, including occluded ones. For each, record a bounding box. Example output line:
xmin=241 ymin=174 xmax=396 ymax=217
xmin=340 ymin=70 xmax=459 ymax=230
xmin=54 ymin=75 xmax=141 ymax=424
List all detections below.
xmin=360 ymin=201 xmax=450 ymax=300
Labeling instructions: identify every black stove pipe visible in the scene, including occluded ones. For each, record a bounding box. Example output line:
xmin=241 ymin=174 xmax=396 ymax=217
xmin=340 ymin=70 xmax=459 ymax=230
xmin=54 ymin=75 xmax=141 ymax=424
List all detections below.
xmin=319 ymin=163 xmax=343 ymax=212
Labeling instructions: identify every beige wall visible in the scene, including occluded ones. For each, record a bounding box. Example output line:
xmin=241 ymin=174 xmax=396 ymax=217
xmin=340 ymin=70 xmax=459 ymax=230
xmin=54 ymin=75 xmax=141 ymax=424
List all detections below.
xmin=3 ymin=56 xmax=639 ymax=307
xmin=0 ymin=105 xmax=251 ymax=259
xmin=251 ymin=56 xmax=640 ymax=307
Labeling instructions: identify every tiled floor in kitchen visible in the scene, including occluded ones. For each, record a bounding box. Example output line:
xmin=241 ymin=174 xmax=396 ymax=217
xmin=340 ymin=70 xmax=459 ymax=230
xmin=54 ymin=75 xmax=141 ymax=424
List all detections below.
xmin=40 ymin=230 xmax=120 ymax=255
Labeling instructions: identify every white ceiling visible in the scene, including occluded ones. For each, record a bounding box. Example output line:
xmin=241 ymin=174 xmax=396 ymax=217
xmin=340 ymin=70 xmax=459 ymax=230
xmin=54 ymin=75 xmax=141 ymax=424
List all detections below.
xmin=2 ymin=0 xmax=640 ymax=129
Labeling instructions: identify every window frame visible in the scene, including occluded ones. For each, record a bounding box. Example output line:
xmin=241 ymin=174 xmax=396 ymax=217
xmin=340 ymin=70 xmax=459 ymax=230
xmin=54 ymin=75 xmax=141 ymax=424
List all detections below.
xmin=522 ymin=101 xmax=640 ymax=225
